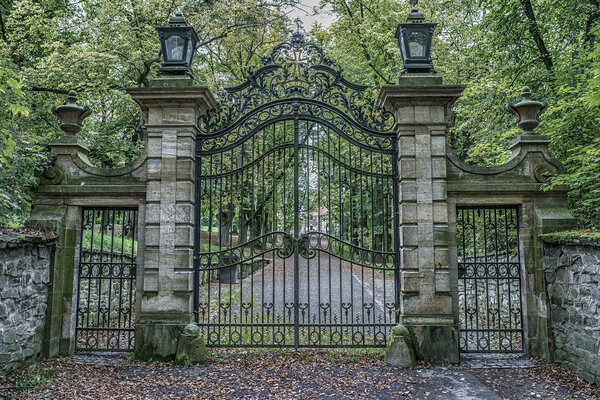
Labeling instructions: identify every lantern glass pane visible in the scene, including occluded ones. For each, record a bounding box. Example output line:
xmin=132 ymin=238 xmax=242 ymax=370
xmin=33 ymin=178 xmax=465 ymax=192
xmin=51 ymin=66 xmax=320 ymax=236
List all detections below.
xmin=399 ymin=30 xmax=407 ymax=60
xmin=187 ymin=38 xmax=194 ymax=65
xmin=165 ymin=35 xmax=185 ymax=61
xmin=407 ymin=31 xmax=428 ymax=58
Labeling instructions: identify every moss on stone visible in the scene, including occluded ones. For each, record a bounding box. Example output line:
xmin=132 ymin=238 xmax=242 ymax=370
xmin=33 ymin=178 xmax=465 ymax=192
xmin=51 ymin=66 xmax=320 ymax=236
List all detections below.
xmin=539 ymin=230 xmax=600 ymax=245
xmin=174 ymin=353 xmax=191 ymax=365
xmin=132 ymin=342 xmax=172 ymax=362
xmin=390 ymin=324 xmax=410 ymax=338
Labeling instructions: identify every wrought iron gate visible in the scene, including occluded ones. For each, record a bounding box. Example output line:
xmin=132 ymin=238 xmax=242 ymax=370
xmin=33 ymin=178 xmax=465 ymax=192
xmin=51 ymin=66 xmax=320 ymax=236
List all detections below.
xmin=457 ymin=205 xmax=524 ymax=353
xmin=194 ymin=32 xmax=399 ymax=348
xmin=75 ymin=207 xmax=137 ymax=351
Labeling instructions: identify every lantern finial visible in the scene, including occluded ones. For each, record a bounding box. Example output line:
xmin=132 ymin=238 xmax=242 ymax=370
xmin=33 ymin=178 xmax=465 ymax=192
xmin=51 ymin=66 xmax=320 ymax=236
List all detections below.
xmin=395 ymin=0 xmax=436 ymax=74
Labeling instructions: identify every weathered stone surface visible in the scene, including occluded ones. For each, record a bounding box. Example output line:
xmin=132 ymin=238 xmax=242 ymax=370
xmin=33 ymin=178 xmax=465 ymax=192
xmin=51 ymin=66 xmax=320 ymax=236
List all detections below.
xmin=542 ymin=239 xmax=600 ymax=385
xmin=408 ymin=324 xmax=459 ymax=364
xmin=385 ymin=325 xmax=416 ymax=367
xmin=134 ymin=314 xmax=192 ymax=361
xmin=127 ymin=78 xmax=214 ymax=361
xmin=0 ymin=234 xmax=56 ymax=373
xmin=379 ymin=75 xmax=463 ymax=364
xmin=175 ymin=324 xmax=207 ymax=365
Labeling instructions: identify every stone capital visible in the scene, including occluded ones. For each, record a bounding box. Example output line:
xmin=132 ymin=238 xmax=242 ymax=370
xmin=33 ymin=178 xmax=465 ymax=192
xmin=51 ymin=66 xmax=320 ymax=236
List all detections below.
xmin=127 ymin=81 xmax=217 ymax=118
xmin=377 ymin=80 xmax=465 ymax=114
xmin=47 ymin=135 xmax=90 ymax=157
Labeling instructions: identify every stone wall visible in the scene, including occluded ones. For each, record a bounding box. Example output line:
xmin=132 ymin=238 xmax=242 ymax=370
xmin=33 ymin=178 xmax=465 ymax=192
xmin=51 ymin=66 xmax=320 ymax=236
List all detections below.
xmin=541 ymin=233 xmax=600 ymax=385
xmin=0 ymin=233 xmax=56 ymax=373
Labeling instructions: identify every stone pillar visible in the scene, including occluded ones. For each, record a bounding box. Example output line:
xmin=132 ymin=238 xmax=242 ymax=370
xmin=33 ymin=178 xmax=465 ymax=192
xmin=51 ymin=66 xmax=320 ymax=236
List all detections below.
xmin=128 ymin=78 xmax=216 ymax=360
xmin=378 ymin=75 xmax=464 ymax=363
xmin=27 ymin=137 xmax=90 ymax=357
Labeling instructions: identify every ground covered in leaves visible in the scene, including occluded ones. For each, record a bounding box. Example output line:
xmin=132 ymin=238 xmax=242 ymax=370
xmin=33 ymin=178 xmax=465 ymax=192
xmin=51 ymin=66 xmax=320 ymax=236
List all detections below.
xmin=1 ymin=350 xmax=598 ymax=399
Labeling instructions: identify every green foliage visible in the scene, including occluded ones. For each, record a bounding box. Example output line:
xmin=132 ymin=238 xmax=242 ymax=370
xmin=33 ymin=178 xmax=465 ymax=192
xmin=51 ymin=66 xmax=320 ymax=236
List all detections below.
xmin=546 ymin=137 xmax=600 ymax=228
xmin=0 ymin=48 xmax=29 ymax=163
xmin=0 ymin=0 xmax=599 ymax=228
xmin=317 ymin=0 xmax=600 ymax=228
xmin=0 ymin=0 xmax=294 ymax=225
xmin=0 ymin=143 xmax=50 ymax=226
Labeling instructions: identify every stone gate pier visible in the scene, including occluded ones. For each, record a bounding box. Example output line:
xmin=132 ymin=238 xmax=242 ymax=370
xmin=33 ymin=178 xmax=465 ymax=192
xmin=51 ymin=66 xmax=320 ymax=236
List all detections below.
xmin=127 ymin=81 xmax=216 ymax=359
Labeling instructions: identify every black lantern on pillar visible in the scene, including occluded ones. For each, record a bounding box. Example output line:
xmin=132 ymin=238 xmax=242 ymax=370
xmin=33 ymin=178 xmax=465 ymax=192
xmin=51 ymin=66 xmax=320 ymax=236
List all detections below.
xmin=156 ymin=13 xmax=199 ymax=76
xmin=395 ymin=0 xmax=436 ymax=74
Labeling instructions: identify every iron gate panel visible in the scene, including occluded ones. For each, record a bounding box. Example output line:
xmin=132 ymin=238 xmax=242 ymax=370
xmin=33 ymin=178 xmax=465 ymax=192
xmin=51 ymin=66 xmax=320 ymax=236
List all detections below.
xmin=194 ymin=32 xmax=400 ymax=348
xmin=75 ymin=207 xmax=137 ymax=352
xmin=457 ymin=205 xmax=524 ymax=353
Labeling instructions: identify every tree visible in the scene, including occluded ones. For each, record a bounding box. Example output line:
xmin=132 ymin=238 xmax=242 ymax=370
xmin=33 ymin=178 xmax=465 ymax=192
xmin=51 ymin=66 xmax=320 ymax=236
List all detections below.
xmin=317 ymin=0 xmax=600 ymax=227
xmin=0 ymin=0 xmax=295 ymax=224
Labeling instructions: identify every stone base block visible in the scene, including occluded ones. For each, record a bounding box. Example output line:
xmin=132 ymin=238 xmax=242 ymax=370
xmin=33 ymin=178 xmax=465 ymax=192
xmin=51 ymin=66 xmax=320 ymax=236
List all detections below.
xmin=406 ymin=324 xmax=459 ymax=364
xmin=385 ymin=325 xmax=416 ymax=367
xmin=175 ymin=324 xmax=207 ymax=365
xmin=134 ymin=313 xmax=193 ymax=361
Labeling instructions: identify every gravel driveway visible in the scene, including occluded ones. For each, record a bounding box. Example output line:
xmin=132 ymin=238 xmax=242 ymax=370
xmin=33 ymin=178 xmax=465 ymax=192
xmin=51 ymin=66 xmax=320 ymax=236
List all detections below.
xmin=197 ymin=248 xmax=397 ymax=346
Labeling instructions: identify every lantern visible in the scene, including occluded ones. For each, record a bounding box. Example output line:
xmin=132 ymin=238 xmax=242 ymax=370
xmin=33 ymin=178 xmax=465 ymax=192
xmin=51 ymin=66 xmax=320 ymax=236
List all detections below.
xmin=395 ymin=0 xmax=436 ymax=74
xmin=156 ymin=13 xmax=199 ymax=76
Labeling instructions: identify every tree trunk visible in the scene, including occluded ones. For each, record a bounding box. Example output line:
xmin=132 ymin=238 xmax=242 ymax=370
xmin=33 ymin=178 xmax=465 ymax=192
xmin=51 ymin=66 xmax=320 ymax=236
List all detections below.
xmin=239 ymin=207 xmax=250 ymax=244
xmin=219 ymin=203 xmax=235 ymax=247
xmin=519 ymin=0 xmax=554 ymax=75
xmin=249 ymin=211 xmax=263 ymax=241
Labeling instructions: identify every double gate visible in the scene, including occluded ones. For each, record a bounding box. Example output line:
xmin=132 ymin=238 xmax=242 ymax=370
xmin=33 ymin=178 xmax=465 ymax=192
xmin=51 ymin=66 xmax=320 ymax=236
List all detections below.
xmin=194 ymin=33 xmax=399 ymax=347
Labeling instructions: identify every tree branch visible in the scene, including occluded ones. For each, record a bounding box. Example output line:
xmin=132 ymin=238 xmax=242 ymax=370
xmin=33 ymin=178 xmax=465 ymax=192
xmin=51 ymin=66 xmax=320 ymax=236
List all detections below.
xmin=518 ymin=0 xmax=554 ymax=74
xmin=337 ymin=0 xmax=393 ymax=85
xmin=584 ymin=0 xmax=600 ymax=45
xmin=26 ymin=87 xmax=70 ymax=95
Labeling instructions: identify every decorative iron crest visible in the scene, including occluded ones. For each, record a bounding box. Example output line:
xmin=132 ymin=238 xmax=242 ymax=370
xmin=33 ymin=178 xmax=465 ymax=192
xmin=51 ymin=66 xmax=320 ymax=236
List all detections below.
xmin=199 ymin=32 xmax=395 ymax=146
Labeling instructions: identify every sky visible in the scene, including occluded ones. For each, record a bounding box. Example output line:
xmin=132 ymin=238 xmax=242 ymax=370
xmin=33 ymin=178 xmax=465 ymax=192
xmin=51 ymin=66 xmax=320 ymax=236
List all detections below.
xmin=284 ymin=0 xmax=337 ymax=30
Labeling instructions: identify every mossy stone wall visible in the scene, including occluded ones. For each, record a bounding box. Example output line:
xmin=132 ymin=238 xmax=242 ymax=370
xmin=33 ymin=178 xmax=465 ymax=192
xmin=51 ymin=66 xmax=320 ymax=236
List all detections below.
xmin=540 ymin=233 xmax=600 ymax=385
xmin=0 ymin=234 xmax=56 ymax=373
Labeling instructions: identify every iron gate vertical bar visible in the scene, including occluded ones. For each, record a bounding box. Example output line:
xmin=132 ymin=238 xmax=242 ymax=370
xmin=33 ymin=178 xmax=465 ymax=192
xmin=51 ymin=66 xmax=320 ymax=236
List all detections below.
xmin=193 ymin=156 xmax=201 ymax=323
xmin=293 ymin=115 xmax=300 ymax=348
xmin=75 ymin=207 xmax=85 ymax=350
xmin=516 ymin=207 xmax=524 ymax=351
xmin=391 ymin=137 xmax=401 ymax=321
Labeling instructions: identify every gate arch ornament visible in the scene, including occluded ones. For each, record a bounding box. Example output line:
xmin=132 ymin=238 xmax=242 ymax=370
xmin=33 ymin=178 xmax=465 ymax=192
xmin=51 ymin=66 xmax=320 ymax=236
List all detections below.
xmin=194 ymin=32 xmax=400 ymax=348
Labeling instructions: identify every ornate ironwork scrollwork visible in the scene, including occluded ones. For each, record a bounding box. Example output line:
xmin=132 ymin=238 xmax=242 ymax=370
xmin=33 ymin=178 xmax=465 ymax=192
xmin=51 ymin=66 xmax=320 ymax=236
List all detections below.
xmin=199 ymin=32 xmax=395 ymax=150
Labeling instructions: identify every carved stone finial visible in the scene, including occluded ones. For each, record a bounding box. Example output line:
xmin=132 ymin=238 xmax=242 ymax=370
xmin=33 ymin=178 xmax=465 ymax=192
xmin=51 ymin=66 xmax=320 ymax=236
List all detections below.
xmin=51 ymin=90 xmax=92 ymax=135
xmin=506 ymin=87 xmax=547 ymax=135
xmin=410 ymin=0 xmax=419 ymax=7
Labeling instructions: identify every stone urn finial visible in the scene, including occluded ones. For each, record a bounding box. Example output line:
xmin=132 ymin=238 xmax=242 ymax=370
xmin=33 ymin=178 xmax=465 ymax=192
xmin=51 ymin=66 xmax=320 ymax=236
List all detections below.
xmin=51 ymin=90 xmax=92 ymax=135
xmin=506 ymin=87 xmax=547 ymax=134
